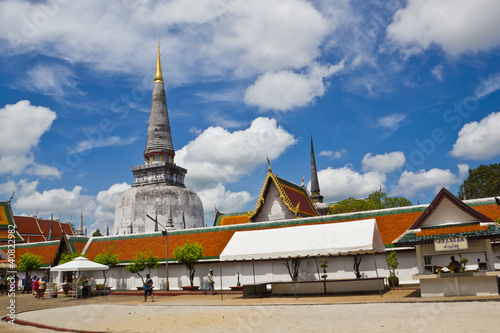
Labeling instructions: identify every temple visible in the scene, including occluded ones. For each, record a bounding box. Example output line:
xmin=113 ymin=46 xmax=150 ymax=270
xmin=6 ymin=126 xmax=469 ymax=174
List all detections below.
xmin=114 ymin=44 xmax=204 ymax=234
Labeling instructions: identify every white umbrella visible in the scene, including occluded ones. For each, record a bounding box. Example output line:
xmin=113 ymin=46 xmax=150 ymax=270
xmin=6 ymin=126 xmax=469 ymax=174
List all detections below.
xmin=51 ymin=256 xmax=109 ymax=272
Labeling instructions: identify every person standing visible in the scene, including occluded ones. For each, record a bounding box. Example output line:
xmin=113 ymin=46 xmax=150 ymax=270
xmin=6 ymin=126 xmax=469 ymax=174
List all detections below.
xmin=33 ymin=277 xmax=39 ymax=298
xmin=143 ymin=274 xmax=154 ymax=302
xmin=205 ymin=269 xmax=215 ymax=295
xmin=38 ymin=278 xmax=46 ymax=300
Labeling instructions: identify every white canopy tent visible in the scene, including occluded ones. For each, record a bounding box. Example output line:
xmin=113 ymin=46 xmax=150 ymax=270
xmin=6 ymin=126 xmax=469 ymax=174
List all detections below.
xmin=220 ymin=219 xmax=385 ymax=261
xmin=219 ymin=219 xmax=386 ymax=298
xmin=51 ymin=257 xmax=109 ymax=299
xmin=51 ymin=257 xmax=109 ymax=272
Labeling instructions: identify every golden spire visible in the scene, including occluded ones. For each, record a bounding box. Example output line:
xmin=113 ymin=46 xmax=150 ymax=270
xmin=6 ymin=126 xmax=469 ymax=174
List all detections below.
xmin=154 ymin=40 xmax=163 ymax=83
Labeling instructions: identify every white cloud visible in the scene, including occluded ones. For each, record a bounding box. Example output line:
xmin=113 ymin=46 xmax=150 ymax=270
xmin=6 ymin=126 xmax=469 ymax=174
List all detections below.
xmin=0 ymin=100 xmax=56 ymax=155
xmin=362 ymin=152 xmax=406 ymax=173
xmin=14 ymin=184 xmax=97 ymax=219
xmin=315 ymin=166 xmax=386 ymax=202
xmin=244 ymin=61 xmax=344 ymax=111
xmin=21 ymin=64 xmax=76 ymax=96
xmin=0 ymin=0 xmax=335 ymax=84
xmin=450 ymin=112 xmax=500 ymax=160
xmin=75 ymin=135 xmax=137 ymax=154
xmin=176 ymin=117 xmax=296 ymax=189
xmin=431 ymin=64 xmax=444 ymax=81
xmin=391 ymin=164 xmax=469 ymax=197
xmin=0 ymin=100 xmax=59 ymax=177
xmin=387 ymin=0 xmax=500 ymax=56
xmin=0 ymin=180 xmax=17 ymax=198
xmin=197 ymin=184 xmax=253 ymax=225
xmin=210 ymin=0 xmax=330 ymax=74
xmin=91 ymin=182 xmax=131 ymax=233
xmin=320 ymin=149 xmax=346 ymax=159
xmin=475 ymin=72 xmax=500 ymax=99
xmin=377 ymin=114 xmax=406 ymax=131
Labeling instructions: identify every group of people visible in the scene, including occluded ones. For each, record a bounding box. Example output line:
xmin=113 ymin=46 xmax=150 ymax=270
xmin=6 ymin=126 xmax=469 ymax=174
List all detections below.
xmin=20 ymin=274 xmax=48 ymax=299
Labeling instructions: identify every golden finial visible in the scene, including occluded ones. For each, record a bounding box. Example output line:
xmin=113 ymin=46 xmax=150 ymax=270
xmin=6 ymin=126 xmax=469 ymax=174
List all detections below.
xmin=267 ymin=155 xmax=271 ymax=172
xmin=154 ymin=39 xmax=163 ymax=83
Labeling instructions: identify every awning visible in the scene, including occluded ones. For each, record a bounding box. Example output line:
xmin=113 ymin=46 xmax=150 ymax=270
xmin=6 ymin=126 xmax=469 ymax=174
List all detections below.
xmin=0 ymin=262 xmax=15 ymax=269
xmin=50 ymin=256 xmax=109 ymax=272
xmin=220 ymin=219 xmax=385 ymax=261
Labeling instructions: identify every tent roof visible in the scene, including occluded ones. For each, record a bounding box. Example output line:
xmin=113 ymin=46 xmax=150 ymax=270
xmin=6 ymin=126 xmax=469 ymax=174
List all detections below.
xmin=220 ymin=219 xmax=385 ymax=261
xmin=50 ymin=256 xmax=109 ymax=272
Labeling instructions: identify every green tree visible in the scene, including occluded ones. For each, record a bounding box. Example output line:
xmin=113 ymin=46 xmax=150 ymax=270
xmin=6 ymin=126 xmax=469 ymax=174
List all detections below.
xmin=458 ymin=163 xmax=500 ymax=199
xmin=329 ymin=190 xmax=412 ymax=214
xmin=126 ymin=250 xmax=159 ymax=281
xmin=173 ymin=241 xmax=203 ymax=287
xmin=59 ymin=251 xmax=85 ymax=264
xmin=95 ymin=245 xmax=120 ymax=288
xmin=18 ymin=253 xmax=43 ymax=275
xmin=92 ymin=229 xmax=102 ymax=237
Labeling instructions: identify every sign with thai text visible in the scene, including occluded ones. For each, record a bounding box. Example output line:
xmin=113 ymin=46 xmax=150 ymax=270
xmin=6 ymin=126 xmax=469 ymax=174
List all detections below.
xmin=434 ymin=237 xmax=468 ymax=251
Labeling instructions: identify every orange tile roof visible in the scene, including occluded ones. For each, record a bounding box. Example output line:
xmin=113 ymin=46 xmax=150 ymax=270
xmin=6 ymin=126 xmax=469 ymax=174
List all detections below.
xmin=38 ymin=219 xmax=64 ymax=239
xmin=219 ymin=214 xmax=250 ymax=226
xmin=5 ymin=242 xmax=60 ymax=266
xmin=417 ymin=224 xmax=487 ymax=237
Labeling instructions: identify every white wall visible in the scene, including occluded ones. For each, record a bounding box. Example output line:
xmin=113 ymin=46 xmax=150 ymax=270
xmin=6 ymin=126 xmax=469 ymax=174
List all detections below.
xmin=52 ymin=250 xmax=419 ymax=290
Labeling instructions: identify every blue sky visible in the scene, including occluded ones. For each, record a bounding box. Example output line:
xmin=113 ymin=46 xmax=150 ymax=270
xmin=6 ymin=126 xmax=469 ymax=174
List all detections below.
xmin=1 ymin=0 xmax=500 ymax=234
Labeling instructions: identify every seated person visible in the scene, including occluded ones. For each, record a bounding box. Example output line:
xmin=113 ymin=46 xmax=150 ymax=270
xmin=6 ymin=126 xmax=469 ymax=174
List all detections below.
xmin=449 ymin=256 xmax=462 ymax=270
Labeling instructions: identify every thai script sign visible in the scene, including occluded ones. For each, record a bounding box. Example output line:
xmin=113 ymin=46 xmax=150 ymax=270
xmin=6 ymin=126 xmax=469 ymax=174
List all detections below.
xmin=434 ymin=237 xmax=468 ymax=251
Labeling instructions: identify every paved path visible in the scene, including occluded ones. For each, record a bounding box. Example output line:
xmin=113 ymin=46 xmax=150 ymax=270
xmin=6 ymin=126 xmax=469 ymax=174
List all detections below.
xmin=2 ymin=290 xmax=500 ymax=332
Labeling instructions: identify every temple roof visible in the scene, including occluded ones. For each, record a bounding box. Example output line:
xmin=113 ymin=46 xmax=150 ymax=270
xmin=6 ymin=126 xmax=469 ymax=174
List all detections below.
xmin=144 ymin=44 xmax=175 ymax=158
xmin=0 ymin=201 xmax=24 ymax=243
xmin=248 ymin=165 xmax=320 ymax=221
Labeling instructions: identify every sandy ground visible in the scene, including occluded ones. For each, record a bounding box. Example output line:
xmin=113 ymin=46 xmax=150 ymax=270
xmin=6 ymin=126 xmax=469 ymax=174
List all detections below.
xmin=2 ymin=291 xmax=500 ymax=332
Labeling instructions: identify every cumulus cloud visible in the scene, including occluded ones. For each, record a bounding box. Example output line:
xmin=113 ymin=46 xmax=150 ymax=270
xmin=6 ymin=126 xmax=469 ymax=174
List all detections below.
xmin=315 ymin=166 xmax=386 ymax=202
xmin=0 ymin=100 xmax=59 ymax=177
xmin=362 ymin=152 xmax=406 ymax=173
xmin=387 ymin=0 xmax=500 ymax=56
xmin=14 ymin=183 xmax=97 ymax=219
xmin=197 ymin=184 xmax=253 ymax=224
xmin=450 ymin=112 xmax=500 ymax=160
xmin=391 ymin=164 xmax=469 ymax=198
xmin=91 ymin=182 xmax=131 ymax=233
xmin=244 ymin=61 xmax=344 ymax=111
xmin=176 ymin=117 xmax=296 ymax=189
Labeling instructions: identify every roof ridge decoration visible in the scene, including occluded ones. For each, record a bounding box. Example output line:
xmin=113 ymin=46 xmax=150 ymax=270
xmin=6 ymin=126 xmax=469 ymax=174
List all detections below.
xmin=409 ymin=187 xmax=493 ymax=230
xmin=248 ymin=162 xmax=301 ymax=220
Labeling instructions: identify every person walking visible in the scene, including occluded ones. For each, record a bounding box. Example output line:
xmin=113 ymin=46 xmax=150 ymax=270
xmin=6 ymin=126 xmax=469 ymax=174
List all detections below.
xmin=204 ymin=269 xmax=215 ymax=295
xmin=143 ymin=274 xmax=154 ymax=302
xmin=33 ymin=277 xmax=39 ymax=298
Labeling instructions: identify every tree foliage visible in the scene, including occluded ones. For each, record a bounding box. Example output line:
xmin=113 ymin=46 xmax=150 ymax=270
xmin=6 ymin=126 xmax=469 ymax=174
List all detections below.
xmin=92 ymin=229 xmax=102 ymax=237
xmin=329 ymin=190 xmax=412 ymax=215
xmin=457 ymin=163 xmax=500 ymax=200
xmin=94 ymin=246 xmax=120 ymax=266
xmin=18 ymin=253 xmax=43 ymax=274
xmin=126 ymin=250 xmax=159 ymax=280
xmin=95 ymin=246 xmax=120 ymax=287
xmin=173 ymin=241 xmax=203 ymax=287
xmin=386 ymin=250 xmax=399 ymax=278
xmin=60 ymin=251 xmax=85 ymax=264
